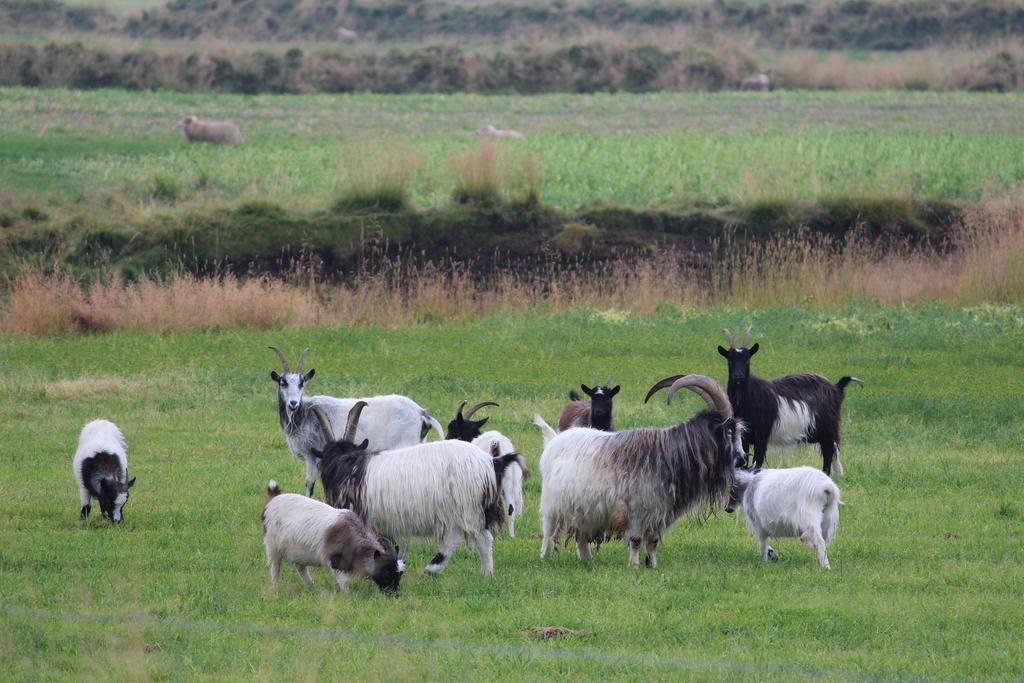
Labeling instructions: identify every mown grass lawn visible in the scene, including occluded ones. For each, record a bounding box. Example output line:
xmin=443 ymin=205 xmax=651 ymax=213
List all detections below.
xmin=1 ymin=304 xmax=1022 ymax=679
xmin=3 ymin=88 xmax=1024 ymax=211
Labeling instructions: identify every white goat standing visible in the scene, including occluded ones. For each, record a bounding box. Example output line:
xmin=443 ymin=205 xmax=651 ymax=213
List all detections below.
xmin=269 ymin=346 xmax=444 ymax=498
xmin=729 ymin=466 xmax=841 ymax=569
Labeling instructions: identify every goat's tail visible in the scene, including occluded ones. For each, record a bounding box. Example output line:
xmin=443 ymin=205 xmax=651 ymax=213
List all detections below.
xmin=835 ymin=376 xmax=864 ymax=393
xmin=533 ymin=414 xmax=557 ymax=446
xmin=821 ymin=481 xmax=842 ymax=544
xmin=568 ymin=390 xmax=581 ymax=402
xmin=267 ymin=480 xmax=282 ymax=498
xmin=424 ymin=414 xmax=445 ymax=441
xmin=484 ymin=453 xmax=523 ymax=531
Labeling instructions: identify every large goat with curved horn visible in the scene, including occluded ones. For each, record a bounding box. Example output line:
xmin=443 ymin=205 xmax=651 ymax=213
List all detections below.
xmin=716 ymin=326 xmax=863 ymax=475
xmin=269 ymin=346 xmax=445 ymax=498
xmin=538 ymin=374 xmax=746 ymax=569
xmin=311 ymin=403 xmax=524 ymax=577
xmin=557 ymin=375 xmax=620 ymax=432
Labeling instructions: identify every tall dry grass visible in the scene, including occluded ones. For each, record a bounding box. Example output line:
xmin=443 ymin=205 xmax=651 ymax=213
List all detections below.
xmin=3 ymin=206 xmax=1022 ymax=335
xmin=450 ymin=142 xmax=542 ymax=205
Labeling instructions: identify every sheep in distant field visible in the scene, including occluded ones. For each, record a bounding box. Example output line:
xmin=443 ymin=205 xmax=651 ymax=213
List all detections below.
xmin=177 ymin=115 xmax=243 ymax=145
xmin=73 ymin=419 xmax=135 ymax=523
xmin=714 ymin=326 xmax=862 ymax=475
xmin=477 ymin=124 xmax=525 ymax=140
xmin=269 ymin=346 xmax=443 ymax=498
xmin=558 ymin=378 xmax=619 ymax=432
xmin=539 ymin=374 xmax=746 ymax=569
xmin=262 ymin=480 xmax=404 ymax=592
xmin=740 ymin=74 xmax=771 ymax=91
xmin=727 ymin=466 xmax=841 ymax=569
xmin=313 ymin=403 xmax=522 ymax=576
xmin=336 ymin=27 xmax=359 ymax=43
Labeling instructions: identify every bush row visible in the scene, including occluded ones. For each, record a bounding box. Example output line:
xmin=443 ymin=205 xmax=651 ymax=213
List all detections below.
xmin=0 ymin=195 xmax=962 ymax=282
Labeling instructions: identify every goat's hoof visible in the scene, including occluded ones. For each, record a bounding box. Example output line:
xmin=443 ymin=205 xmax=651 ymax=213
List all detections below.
xmin=767 ymin=547 xmax=778 ymax=561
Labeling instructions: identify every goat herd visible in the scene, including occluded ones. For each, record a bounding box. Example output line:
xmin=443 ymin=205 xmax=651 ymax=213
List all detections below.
xmin=72 ymin=326 xmax=862 ymax=594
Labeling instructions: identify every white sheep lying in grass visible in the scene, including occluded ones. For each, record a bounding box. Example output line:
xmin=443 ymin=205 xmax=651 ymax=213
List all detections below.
xmin=728 ymin=466 xmax=841 ymax=569
xmin=177 ymin=115 xmax=243 ymax=144
xmin=477 ymin=124 xmax=525 ymax=140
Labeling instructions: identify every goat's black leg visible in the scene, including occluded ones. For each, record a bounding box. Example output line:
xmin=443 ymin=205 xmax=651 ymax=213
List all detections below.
xmin=820 ymin=439 xmax=836 ymax=476
xmin=752 ymin=436 xmax=769 ymax=471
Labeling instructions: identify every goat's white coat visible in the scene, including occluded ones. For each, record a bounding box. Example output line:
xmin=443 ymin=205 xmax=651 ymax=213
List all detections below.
xmin=533 ymin=414 xmax=557 ymax=446
xmin=73 ymin=420 xmax=128 ymax=518
xmin=353 ymin=440 xmax=501 ymax=575
xmin=769 ymin=398 xmax=814 ymax=446
xmin=472 ymin=430 xmax=524 ymax=538
xmin=734 ymin=466 xmax=840 ymax=569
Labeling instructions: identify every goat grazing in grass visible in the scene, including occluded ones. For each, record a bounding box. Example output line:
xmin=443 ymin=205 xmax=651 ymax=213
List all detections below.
xmin=313 ymin=403 xmax=523 ymax=576
xmin=73 ymin=420 xmax=135 ymax=523
xmin=727 ymin=466 xmax=841 ymax=569
xmin=714 ymin=327 xmax=862 ymax=475
xmin=262 ymin=480 xmax=404 ymax=592
xmin=269 ymin=346 xmax=443 ymax=498
xmin=558 ymin=377 xmax=619 ymax=432
xmin=445 ymin=400 xmax=528 ymax=538
xmin=539 ymin=374 xmax=746 ymax=569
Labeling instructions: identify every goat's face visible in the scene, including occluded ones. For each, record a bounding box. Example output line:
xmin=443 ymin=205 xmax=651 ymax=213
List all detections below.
xmin=718 ymin=343 xmax=759 ymax=389
xmin=99 ymin=476 xmax=136 ymax=523
xmin=581 ymin=383 xmax=619 ymax=427
xmin=446 ymin=415 xmax=488 ymax=441
xmin=271 ymin=369 xmax=315 ymax=415
xmin=370 ymin=537 xmax=404 ymax=593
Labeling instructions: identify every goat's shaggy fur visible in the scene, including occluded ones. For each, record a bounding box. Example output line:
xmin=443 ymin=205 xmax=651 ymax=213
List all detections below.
xmin=730 ymin=466 xmax=841 ymax=569
xmin=73 ymin=419 xmax=135 ymax=523
xmin=177 ymin=115 xmax=243 ymax=144
xmin=262 ymin=481 xmax=403 ymax=591
xmin=315 ymin=404 xmax=521 ymax=576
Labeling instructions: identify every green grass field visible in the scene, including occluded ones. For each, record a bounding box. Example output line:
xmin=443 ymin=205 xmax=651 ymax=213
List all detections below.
xmin=3 ymin=88 xmax=1024 ymax=213
xmin=1 ymin=305 xmax=1023 ymax=679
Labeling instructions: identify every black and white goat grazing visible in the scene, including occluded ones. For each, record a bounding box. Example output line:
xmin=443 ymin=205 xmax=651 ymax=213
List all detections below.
xmin=73 ymin=419 xmax=136 ymax=523
xmin=269 ymin=346 xmax=444 ymax=498
xmin=727 ymin=466 xmax=841 ymax=569
xmin=538 ymin=375 xmax=746 ymax=569
xmin=262 ymin=480 xmax=404 ymax=592
xmin=445 ymin=400 xmax=529 ymax=538
xmin=312 ymin=403 xmax=524 ymax=576
xmin=712 ymin=327 xmax=862 ymax=476
xmin=445 ymin=400 xmax=499 ymax=441
xmin=558 ymin=377 xmax=619 ymax=432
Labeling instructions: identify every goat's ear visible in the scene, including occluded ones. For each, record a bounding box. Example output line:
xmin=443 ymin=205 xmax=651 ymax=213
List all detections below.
xmin=474 ymin=417 xmax=489 ymax=429
xmin=608 ymin=385 xmax=620 ymax=397
xmin=357 ymin=439 xmax=369 ymax=450
xmin=303 ymin=369 xmax=315 ymax=382
xmin=717 ymin=346 xmax=729 ymax=357
xmin=127 ymin=477 xmax=136 ymax=489
xmin=580 ymin=384 xmax=594 ymax=397
xmin=270 ymin=370 xmax=281 ymax=382
xmin=748 ymin=343 xmax=759 ymax=356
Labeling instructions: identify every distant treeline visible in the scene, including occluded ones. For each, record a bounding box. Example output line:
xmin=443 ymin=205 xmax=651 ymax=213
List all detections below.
xmin=3 ymin=40 xmax=1024 ymax=94
xmin=4 ymin=0 xmax=1024 ymax=49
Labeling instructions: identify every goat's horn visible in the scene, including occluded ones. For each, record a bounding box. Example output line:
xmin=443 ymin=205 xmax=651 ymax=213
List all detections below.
xmin=464 ymin=401 xmax=498 ymax=419
xmin=644 ymin=374 xmax=687 ymax=403
xmin=311 ymin=405 xmax=336 ymax=443
xmin=295 ymin=347 xmax=311 ymax=374
xmin=722 ymin=328 xmax=736 ymax=349
xmin=741 ymin=325 xmax=752 ymax=348
xmin=268 ymin=346 xmax=291 ymax=373
xmin=605 ymin=375 xmax=612 ymax=387
xmin=592 ymin=374 xmax=598 ymax=388
xmin=455 ymin=399 xmax=468 ymax=419
xmin=344 ymin=401 xmax=368 ymax=443
xmin=666 ymin=374 xmax=733 ymax=418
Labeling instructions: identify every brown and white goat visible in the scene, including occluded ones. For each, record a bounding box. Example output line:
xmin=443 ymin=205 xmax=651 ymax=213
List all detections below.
xmin=558 ymin=378 xmax=619 ymax=432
